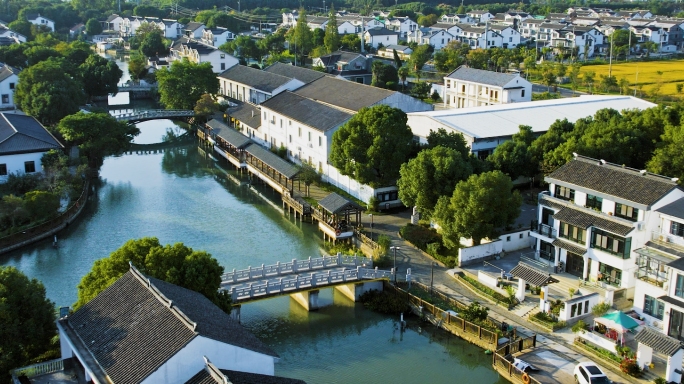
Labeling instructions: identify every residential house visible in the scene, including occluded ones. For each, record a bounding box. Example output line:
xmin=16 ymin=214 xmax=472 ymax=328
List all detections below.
xmin=531 ymin=155 xmax=684 ymax=323
xmin=417 ymin=30 xmax=454 ymax=50
xmin=467 ymin=10 xmax=494 ymax=23
xmin=306 ymin=16 xmax=329 ymax=30
xmin=312 ymin=51 xmax=372 ymax=84
xmin=489 ymin=24 xmax=521 ymax=48
xmin=220 ymin=103 xmax=263 ymax=146
xmin=0 ymin=113 xmax=64 ymax=182
xmin=337 ymin=20 xmax=357 ymax=34
xmin=377 ymin=44 xmax=412 ymax=60
xmin=652 ymin=20 xmax=684 ymax=51
xmin=103 ymin=14 xmax=123 ymax=32
xmin=69 ymin=23 xmax=85 ymax=38
xmin=218 ymin=65 xmax=304 ymax=104
xmin=282 ymin=10 xmax=299 ymax=27
xmin=202 ymin=27 xmax=236 ymax=47
xmin=26 ymin=13 xmax=54 ymax=32
xmin=616 ymin=10 xmax=654 ymax=20
xmin=0 ymin=25 xmax=26 ymax=43
xmin=457 ymin=24 xmax=503 ymax=49
xmin=429 ymin=22 xmax=463 ymax=38
xmin=364 ymin=18 xmax=386 ymax=31
xmin=186 ymin=358 xmax=306 ymax=384
xmin=169 ymin=37 xmax=239 ymax=73
xmin=185 ymin=22 xmax=206 ymax=39
xmin=54 ymin=264 xmax=295 ymax=384
xmin=440 ymin=14 xmax=476 ymax=24
xmin=159 ymin=19 xmax=183 ymax=39
xmin=385 ymin=17 xmax=418 ymax=39
xmin=0 ymin=64 xmax=19 ymax=109
xmin=363 ymin=27 xmax=399 ymax=49
xmin=406 ymin=95 xmax=655 ymax=159
xmin=552 ymin=26 xmax=605 ymax=58
xmin=443 ymin=66 xmax=531 ymax=109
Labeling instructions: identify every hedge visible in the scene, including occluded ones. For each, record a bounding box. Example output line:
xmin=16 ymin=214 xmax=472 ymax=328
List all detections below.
xmin=458 ymin=274 xmax=518 ymax=309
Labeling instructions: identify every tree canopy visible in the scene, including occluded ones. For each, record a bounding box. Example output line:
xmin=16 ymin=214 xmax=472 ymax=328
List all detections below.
xmin=0 ymin=266 xmax=57 ymax=384
xmin=156 ymin=58 xmax=219 ymax=109
xmin=324 ymin=5 xmax=340 ymax=53
xmin=434 ymin=171 xmax=522 ymax=247
xmin=398 ymin=146 xmax=473 ymax=218
xmin=75 ymin=237 xmax=231 ymax=313
xmin=329 ymin=105 xmax=413 ymax=188
xmin=79 ymin=54 xmax=123 ymax=100
xmin=487 ymin=125 xmax=537 ymax=181
xmin=58 ymin=112 xmax=139 ymax=169
xmin=85 ymin=18 xmax=102 ymax=35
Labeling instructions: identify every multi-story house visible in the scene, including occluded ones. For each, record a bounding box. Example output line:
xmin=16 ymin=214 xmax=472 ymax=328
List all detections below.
xmin=385 ymin=17 xmax=418 ymax=39
xmin=467 ymin=10 xmax=494 ymax=23
xmin=312 ymin=51 xmax=372 ymax=84
xmin=429 ymin=22 xmax=463 ymax=38
xmin=169 ymin=37 xmax=238 ymax=73
xmin=419 ymin=30 xmax=456 ymax=50
xmin=440 ymin=14 xmax=476 ymax=24
xmin=489 ymin=24 xmax=521 ymax=48
xmin=0 ymin=25 xmax=26 ymax=43
xmin=103 ymin=14 xmax=123 ymax=32
xmin=218 ymin=65 xmax=304 ymax=104
xmin=442 ymin=66 xmax=531 ymax=109
xmin=530 ymin=154 xmax=684 ymax=305
xmin=458 ymin=24 xmax=504 ymax=49
xmin=363 ymin=27 xmax=399 ymax=49
xmin=202 ymin=27 xmax=236 ymax=47
xmin=377 ymin=44 xmax=412 ymax=60
xmin=184 ymin=21 xmax=206 ymax=39
xmin=26 ymin=13 xmax=54 ymax=32
xmin=158 ymin=19 xmax=183 ymax=39
xmin=552 ymin=26 xmax=604 ymax=58
xmin=0 ymin=64 xmax=19 ymax=109
xmin=653 ymin=20 xmax=684 ymax=51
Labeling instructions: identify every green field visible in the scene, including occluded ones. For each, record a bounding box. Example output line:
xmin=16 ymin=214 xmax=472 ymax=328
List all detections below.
xmin=579 ymin=60 xmax=684 ymax=97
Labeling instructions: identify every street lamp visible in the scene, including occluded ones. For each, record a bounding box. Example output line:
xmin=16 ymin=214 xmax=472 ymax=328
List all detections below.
xmin=390 ymin=246 xmax=401 ymax=285
xmin=368 ymin=213 xmax=374 ymax=241
xmin=430 ymin=262 xmax=436 ymax=294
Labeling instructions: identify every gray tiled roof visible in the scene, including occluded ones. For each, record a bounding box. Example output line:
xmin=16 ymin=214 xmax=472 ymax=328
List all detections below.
xmin=318 ymin=192 xmax=363 ymax=214
xmin=365 ymin=27 xmax=399 ymax=36
xmin=186 ymin=368 xmax=306 ymax=384
xmin=446 ymin=66 xmax=519 ymax=87
xmin=185 ymin=22 xmax=205 ymax=31
xmin=546 ymin=156 xmax=679 ymax=207
xmin=553 ymin=207 xmax=633 ymax=236
xmin=263 ymin=63 xmax=326 ymax=84
xmin=294 ymin=76 xmax=393 ymax=112
xmin=657 ymin=199 xmax=684 ymax=220
xmin=245 ymin=144 xmax=299 ymax=179
xmin=0 ymin=113 xmax=63 ymax=155
xmin=539 ymin=195 xmax=566 ymax=210
xmin=261 ymin=91 xmax=352 ymax=133
xmin=219 ymin=65 xmax=293 ymax=93
xmin=510 ymin=262 xmax=560 ymax=286
xmin=206 ymin=119 xmax=253 ymax=148
xmin=635 ymin=327 xmax=683 ymax=356
xmin=315 ymin=51 xmax=365 ymax=67
xmin=228 ymin=102 xmax=261 ymax=129
xmin=172 ymin=37 xmax=217 ymax=55
xmin=552 ymin=238 xmax=587 ymax=255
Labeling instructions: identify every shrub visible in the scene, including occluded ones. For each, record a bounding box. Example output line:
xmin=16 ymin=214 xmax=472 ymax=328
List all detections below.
xmin=592 ymin=302 xmax=611 ymax=317
xmin=359 ymin=289 xmax=409 ymax=315
xmin=367 ymin=196 xmax=379 ymax=211
xmin=654 ymin=377 xmax=666 ymax=384
xmin=460 ymin=274 xmax=516 ymax=306
xmin=460 ymin=301 xmax=489 ymax=322
xmin=400 ymin=223 xmax=441 ymax=250
xmin=620 ymin=358 xmax=642 ymax=377
xmin=572 ymin=319 xmax=588 ymax=334
xmin=0 ymin=172 xmax=42 ymax=196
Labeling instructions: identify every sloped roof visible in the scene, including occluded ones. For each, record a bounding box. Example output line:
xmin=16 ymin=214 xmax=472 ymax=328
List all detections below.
xmin=0 ymin=113 xmax=63 ymax=156
xmin=263 ymin=63 xmax=326 ymax=84
xmin=318 ymin=192 xmax=363 ymax=214
xmin=261 ymin=91 xmax=352 ymax=133
xmin=547 ymin=156 xmax=679 ymax=207
xmin=0 ymin=64 xmax=18 ymax=82
xmin=226 ymin=102 xmax=261 ymax=130
xmin=245 ymin=144 xmax=299 ymax=179
xmin=365 ymin=27 xmax=399 ymax=36
xmin=106 ymin=14 xmax=121 ymax=22
xmin=63 ymin=266 xmax=276 ymax=384
xmin=656 ymin=199 xmax=684 ymax=220
xmin=553 ymin=206 xmax=633 ymax=236
xmin=219 ymin=65 xmax=293 ymax=93
xmin=294 ymin=76 xmax=393 ymax=112
xmin=552 ymin=238 xmax=587 ymax=255
xmin=446 ymin=66 xmax=519 ymax=87
xmin=185 ymin=22 xmax=205 ymax=31
xmin=315 ymin=51 xmax=365 ymax=67
xmin=635 ymin=327 xmax=683 ymax=356
xmin=510 ymin=262 xmax=559 ymax=286
xmin=186 ymin=364 xmax=306 ymax=384
xmin=171 ymin=37 xmax=217 ymax=55
xmin=206 ymin=119 xmax=253 ymax=148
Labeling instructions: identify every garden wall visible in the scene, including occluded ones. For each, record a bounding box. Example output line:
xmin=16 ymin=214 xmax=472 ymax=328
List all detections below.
xmin=458 ymin=239 xmax=502 ymax=267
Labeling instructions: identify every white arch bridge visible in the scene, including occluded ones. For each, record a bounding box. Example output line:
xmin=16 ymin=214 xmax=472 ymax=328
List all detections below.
xmin=113 ymin=109 xmax=196 ymax=123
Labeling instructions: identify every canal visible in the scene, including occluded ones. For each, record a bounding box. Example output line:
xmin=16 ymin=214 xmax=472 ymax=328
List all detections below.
xmin=1 ymin=59 xmax=508 ymax=382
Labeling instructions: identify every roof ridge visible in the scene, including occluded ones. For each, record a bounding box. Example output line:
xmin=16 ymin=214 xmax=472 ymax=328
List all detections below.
xmin=572 ymin=154 xmax=679 ymax=184
xmin=128 ymin=262 xmax=199 ymax=333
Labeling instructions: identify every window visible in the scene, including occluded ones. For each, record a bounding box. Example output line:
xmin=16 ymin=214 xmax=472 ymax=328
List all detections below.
xmin=615 ymin=203 xmax=638 ymax=221
xmin=298 ymin=127 xmax=301 ymax=137
xmin=521 ymin=89 xmax=525 ymax=97
xmin=509 ymin=37 xmax=513 ymax=42
xmin=377 ymin=190 xmax=398 ymax=202
xmin=0 ymin=164 xmax=6 ymax=176
xmin=280 ymin=119 xmax=283 ymax=128
xmin=263 ymin=112 xmax=267 ymax=119
xmin=672 ymin=221 xmax=684 ymax=237
xmin=676 ymin=275 xmax=684 ymax=298
xmin=591 ymin=228 xmax=631 ymax=258
xmin=220 ymin=63 xmax=225 ymax=70
xmin=643 ymin=294 xmax=664 ymax=320
xmin=586 ymin=194 xmax=603 ymax=211
xmin=220 ymin=54 xmax=225 ymax=58
xmin=1 ymin=94 xmax=8 ymax=104
xmin=318 ymin=136 xmax=322 ymax=146
xmin=24 ymin=161 xmax=35 ymax=173
xmin=506 ymin=236 xmax=511 ymax=241
xmin=288 ymin=135 xmax=292 ymax=143
xmin=554 ymin=185 xmax=575 ymax=201
xmin=559 ymin=222 xmax=586 ymax=244
xmin=9 ymin=83 xmax=14 ymax=90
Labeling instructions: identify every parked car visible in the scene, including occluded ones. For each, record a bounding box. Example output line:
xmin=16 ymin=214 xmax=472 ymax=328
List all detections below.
xmin=512 ymin=358 xmax=539 ymax=373
xmin=574 ymin=362 xmax=612 ymax=384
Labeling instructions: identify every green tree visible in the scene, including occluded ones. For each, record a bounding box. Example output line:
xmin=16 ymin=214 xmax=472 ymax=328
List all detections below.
xmin=611 ymin=29 xmax=636 ymax=58
xmin=426 ymin=128 xmax=470 ymax=155
xmin=15 ymin=58 xmax=85 ymax=126
xmin=128 ymin=53 xmax=148 ymax=81
xmin=329 ymin=105 xmax=413 ymax=187
xmin=25 ymin=46 xmax=61 ymax=66
xmin=397 ymin=146 xmax=473 ymax=217
xmin=85 ymin=17 xmax=102 ymax=35
xmin=75 ymin=237 xmax=232 ymax=313
xmin=79 ymin=55 xmax=123 ymax=101
xmin=410 ymin=44 xmax=432 ymax=77
xmin=466 ymin=48 xmax=489 ymax=70
xmin=156 ymin=59 xmax=219 ymax=110
xmin=8 ymin=20 xmax=31 ymax=40
xmin=434 ymin=40 xmax=469 ymax=73
xmin=259 ymin=29 xmax=286 ymax=55
xmin=648 ymin=105 xmax=684 ymax=182
xmin=583 ymin=70 xmax=596 ymax=93
xmin=433 ymin=171 xmax=522 ymax=247
xmin=23 ymin=191 xmax=60 ymax=221
xmin=57 ymin=112 xmax=139 ymax=169
xmin=324 ymin=5 xmax=340 ymax=53
xmin=194 ymin=93 xmax=219 ymax=118
xmin=140 ymin=28 xmax=167 ymax=57
xmin=221 ymin=35 xmax=261 ymax=61
xmin=298 ymin=162 xmax=321 ymax=197
xmin=340 ymin=33 xmax=361 ymax=52
xmin=417 ymin=14 xmax=438 ymax=27
xmin=540 ymin=62 xmax=557 ymax=91
xmin=411 ymin=81 xmax=431 ymax=100
xmin=599 ymin=74 xmax=618 ymax=93
xmin=0 ymin=266 xmax=57 ymax=384
xmin=568 ymin=63 xmax=581 ymax=95
xmin=0 ymin=44 xmax=28 ymax=68
xmin=371 ymin=61 xmax=398 ymax=89
xmin=61 ymin=41 xmax=93 ymax=68
xmin=397 ymin=65 xmax=410 ymax=90
xmin=530 ymin=118 xmax=575 ymax=174
xmin=288 ymin=8 xmax=313 ymax=64
xmin=487 ymin=125 xmax=537 ymax=181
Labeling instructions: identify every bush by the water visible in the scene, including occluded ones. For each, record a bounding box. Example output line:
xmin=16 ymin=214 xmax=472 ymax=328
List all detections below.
xmin=359 ymin=289 xmax=410 ymax=315
xmin=400 ymin=224 xmax=458 ymax=267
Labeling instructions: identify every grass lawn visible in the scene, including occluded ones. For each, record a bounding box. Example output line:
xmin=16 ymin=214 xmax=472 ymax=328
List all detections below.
xmin=579 ymin=60 xmax=684 ymax=97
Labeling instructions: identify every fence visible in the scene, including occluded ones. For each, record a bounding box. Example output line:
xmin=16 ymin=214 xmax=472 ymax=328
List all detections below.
xmin=0 ymin=181 xmax=90 ymax=254
xmin=492 ymin=348 xmax=543 ymax=384
xmin=355 ymin=229 xmax=380 ymax=249
xmin=11 ymin=358 xmax=64 ymax=384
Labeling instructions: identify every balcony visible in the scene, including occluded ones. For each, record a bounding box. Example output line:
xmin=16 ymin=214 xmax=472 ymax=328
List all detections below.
xmin=650 ymin=231 xmax=684 ymax=254
xmin=531 ymin=223 xmax=556 ymax=239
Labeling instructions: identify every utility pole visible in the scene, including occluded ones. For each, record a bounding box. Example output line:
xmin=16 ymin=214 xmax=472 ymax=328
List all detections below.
xmin=609 ymin=32 xmax=613 ymax=78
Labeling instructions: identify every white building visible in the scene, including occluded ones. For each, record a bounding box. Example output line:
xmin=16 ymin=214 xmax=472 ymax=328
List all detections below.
xmin=0 ymin=64 xmax=19 ymax=110
xmin=0 ymin=25 xmax=26 ymax=43
xmin=442 ymin=66 xmax=532 ymax=109
xmin=458 ymin=24 xmax=504 ymax=49
xmin=407 ymin=95 xmax=656 ymax=159
xmin=467 ymin=10 xmax=494 ymax=23
xmin=158 ymin=19 xmax=183 ymax=39
xmin=363 ymin=27 xmax=399 ymax=49
xmin=385 ymin=17 xmax=419 ymax=39
xmin=26 ymin=13 xmax=54 ymax=32
xmin=184 ymin=22 xmax=206 ymax=39
xmin=202 ymin=27 xmax=236 ymax=47
xmin=419 ymin=29 xmax=455 ymax=50
xmin=489 ymin=24 xmax=521 ymax=48
xmin=218 ymin=65 xmax=304 ymax=104
xmin=169 ymin=38 xmax=238 ymax=73
xmin=54 ymin=264 xmax=296 ymax=384
xmin=0 ymin=113 xmax=64 ymax=182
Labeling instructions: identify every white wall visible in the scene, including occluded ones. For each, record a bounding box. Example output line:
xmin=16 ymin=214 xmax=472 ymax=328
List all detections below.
xmin=499 ymin=230 xmax=533 ymax=252
xmin=458 ymin=240 xmax=503 ymax=266
xmin=0 ymin=74 xmax=18 ymax=109
xmin=142 ymin=336 xmax=275 ymax=384
xmin=0 ymin=151 xmax=45 ymax=182
xmin=559 ymin=293 xmax=599 ymax=321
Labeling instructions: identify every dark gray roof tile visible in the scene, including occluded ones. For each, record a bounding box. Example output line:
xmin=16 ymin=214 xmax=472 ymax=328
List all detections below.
xmin=219 ymin=65 xmax=293 ymax=93
xmin=0 ymin=113 xmax=63 ymax=155
xmin=510 ymin=262 xmax=560 ymax=286
xmin=552 ymin=238 xmax=587 ymax=255
xmin=263 ymin=63 xmax=326 ymax=84
xmin=261 ymin=91 xmax=352 ymax=133
xmin=294 ymin=76 xmax=393 ymax=112
xmin=547 ymin=156 xmax=678 ymax=207
xmin=656 ymin=199 xmax=684 ymax=220
xmin=225 ymin=103 xmax=261 ymax=130
xmin=553 ymin=206 xmax=634 ymax=236
xmin=318 ymin=192 xmax=363 ymax=214
xmin=186 ymin=367 xmax=306 ymax=384
xmin=635 ymin=327 xmax=683 ymax=356
xmin=206 ymin=119 xmax=253 ymax=148
xmin=245 ymin=144 xmax=299 ymax=179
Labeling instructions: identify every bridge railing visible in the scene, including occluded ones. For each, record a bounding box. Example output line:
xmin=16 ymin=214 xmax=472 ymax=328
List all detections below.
xmin=228 ymin=266 xmax=392 ymax=302
xmin=113 ymin=110 xmax=195 ymax=121
xmin=221 ymin=253 xmax=373 ymax=284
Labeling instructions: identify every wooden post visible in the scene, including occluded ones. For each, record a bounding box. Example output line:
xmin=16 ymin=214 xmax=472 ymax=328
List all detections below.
xmin=478 ymin=325 xmax=482 ymax=339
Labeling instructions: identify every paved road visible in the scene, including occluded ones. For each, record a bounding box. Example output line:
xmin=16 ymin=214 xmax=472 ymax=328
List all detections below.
xmin=532 ymin=83 xmax=582 ymax=98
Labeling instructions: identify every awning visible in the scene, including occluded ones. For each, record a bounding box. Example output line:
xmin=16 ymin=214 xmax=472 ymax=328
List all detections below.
xmin=553 ymin=207 xmax=634 ymax=236
xmin=635 ymin=327 xmax=683 ymax=356
xmin=207 ymin=120 xmax=253 ymax=149
xmin=510 ymin=262 xmax=560 ymax=287
xmin=659 ymin=295 xmax=684 ymax=311
xmin=634 ymin=246 xmax=678 ymax=264
xmin=318 ymin=193 xmax=363 ymax=214
xmin=245 ymin=144 xmax=300 ymax=179
xmin=595 ymin=311 xmax=639 ymax=333
xmin=552 ymin=238 xmax=587 ymax=256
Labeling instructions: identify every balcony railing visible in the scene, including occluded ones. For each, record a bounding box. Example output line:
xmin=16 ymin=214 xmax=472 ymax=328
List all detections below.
xmin=531 ymin=223 xmax=556 ymax=239
xmin=11 ymin=359 xmax=64 ymax=384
